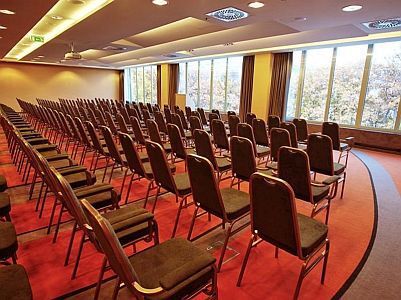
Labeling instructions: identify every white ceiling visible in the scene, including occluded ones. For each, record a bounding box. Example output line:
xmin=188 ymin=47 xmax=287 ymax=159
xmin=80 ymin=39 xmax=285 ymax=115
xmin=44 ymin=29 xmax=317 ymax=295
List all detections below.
xmin=1 ymin=0 xmax=401 ymax=69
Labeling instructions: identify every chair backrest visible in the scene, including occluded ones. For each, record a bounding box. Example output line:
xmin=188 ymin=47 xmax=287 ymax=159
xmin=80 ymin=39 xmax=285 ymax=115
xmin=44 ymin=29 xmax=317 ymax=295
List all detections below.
xmin=164 ymin=107 xmax=172 ymax=124
xmin=85 ymin=121 xmax=104 ymax=153
xmin=211 ymin=119 xmax=229 ymax=151
xmin=227 ymin=111 xmax=236 ymax=117
xmin=120 ymin=107 xmax=130 ymax=124
xmin=246 ymin=113 xmax=256 ymax=126
xmin=307 ymin=134 xmax=334 ymax=176
xmin=167 ymin=124 xmax=187 ymax=159
xmin=145 ymin=140 xmax=176 ymax=193
xmin=293 ymin=118 xmax=308 ymax=142
xmin=230 ymin=136 xmax=256 ymax=181
xmin=146 ymin=103 xmax=153 ymax=114
xmin=197 ymin=108 xmax=208 ymax=125
xmin=280 ymin=122 xmax=298 ymax=148
xmin=237 ymin=123 xmax=257 ymax=155
xmin=177 ymin=109 xmax=189 ymax=130
xmin=250 ymin=173 xmax=301 ymax=257
xmin=252 ymin=118 xmax=269 ymax=147
xmin=187 ymin=155 xmax=226 ymax=220
xmin=146 ymin=119 xmax=164 ymax=146
xmin=74 ymin=117 xmax=91 ymax=146
xmin=228 ymin=115 xmax=240 ymax=137
xmin=185 ymin=106 xmax=192 ymax=120
xmin=171 ymin=113 xmax=186 ymax=137
xmin=142 ymin=109 xmax=151 ymax=124
xmin=95 ymin=109 xmax=106 ymax=126
xmin=100 ymin=126 xmax=124 ymax=164
xmin=66 ymin=114 xmax=81 ymax=140
xmin=270 ymin=128 xmax=291 ymax=162
xmin=116 ymin=113 xmax=130 ymax=134
xmin=80 ymin=199 xmax=139 ymax=291
xmin=154 ymin=111 xmax=168 ymax=134
xmin=118 ymin=132 xmax=146 ymax=177
xmin=268 ymin=115 xmax=280 ymax=131
xmin=130 ymin=116 xmax=146 ymax=145
xmin=211 ymin=109 xmax=220 ymax=119
xmin=133 ymin=103 xmax=142 ymax=120
xmin=278 ymin=146 xmax=313 ymax=204
xmin=193 ymin=129 xmax=217 ymax=169
xmin=189 ymin=116 xmax=203 ymax=136
xmin=322 ymin=122 xmax=341 ymax=150
xmin=105 ymin=112 xmax=118 ymax=135
xmin=208 ymin=113 xmax=219 ymax=125
xmin=87 ymin=108 xmax=98 ymax=128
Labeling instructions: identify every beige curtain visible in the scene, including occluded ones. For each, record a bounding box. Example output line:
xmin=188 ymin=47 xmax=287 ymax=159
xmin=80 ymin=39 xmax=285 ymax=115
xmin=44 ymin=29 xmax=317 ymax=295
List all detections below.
xmin=168 ymin=64 xmax=179 ymax=108
xmin=239 ymin=55 xmax=255 ymax=122
xmin=268 ymin=52 xmax=293 ymax=118
xmin=157 ymin=65 xmax=162 ymax=106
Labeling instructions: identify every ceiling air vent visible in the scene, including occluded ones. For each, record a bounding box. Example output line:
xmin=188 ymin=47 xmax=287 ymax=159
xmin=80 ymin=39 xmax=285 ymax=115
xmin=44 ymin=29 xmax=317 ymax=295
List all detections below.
xmin=362 ymin=17 xmax=401 ymax=30
xmin=102 ymin=45 xmax=127 ymax=51
xmin=206 ymin=7 xmax=249 ymax=22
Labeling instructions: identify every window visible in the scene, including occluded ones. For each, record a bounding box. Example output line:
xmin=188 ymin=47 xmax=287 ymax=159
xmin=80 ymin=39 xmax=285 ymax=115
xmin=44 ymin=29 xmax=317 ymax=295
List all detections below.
xmin=125 ymin=65 xmax=157 ymax=103
xmin=361 ymin=41 xmax=401 ymax=129
xmin=178 ymin=56 xmax=243 ymax=112
xmin=329 ymin=45 xmax=368 ymax=125
xmin=300 ymin=48 xmax=333 ymax=121
xmin=286 ymin=40 xmax=401 ymax=132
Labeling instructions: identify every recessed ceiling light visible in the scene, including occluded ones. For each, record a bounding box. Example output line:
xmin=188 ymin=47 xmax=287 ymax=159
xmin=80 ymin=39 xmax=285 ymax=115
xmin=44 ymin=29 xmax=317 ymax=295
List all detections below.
xmin=37 ymin=55 xmax=44 ymax=58
xmin=248 ymin=1 xmax=265 ymax=9
xmin=51 ymin=15 xmax=64 ymax=20
xmin=152 ymin=0 xmax=168 ymax=6
xmin=294 ymin=17 xmax=308 ymax=21
xmin=0 ymin=9 xmax=15 ymax=15
xmin=342 ymin=5 xmax=362 ymax=12
xmin=0 ymin=25 xmax=7 ymax=29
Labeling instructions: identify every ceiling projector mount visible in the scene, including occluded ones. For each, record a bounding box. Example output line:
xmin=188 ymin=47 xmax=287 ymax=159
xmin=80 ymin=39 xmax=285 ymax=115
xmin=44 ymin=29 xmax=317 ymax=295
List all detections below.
xmin=64 ymin=42 xmax=82 ymax=60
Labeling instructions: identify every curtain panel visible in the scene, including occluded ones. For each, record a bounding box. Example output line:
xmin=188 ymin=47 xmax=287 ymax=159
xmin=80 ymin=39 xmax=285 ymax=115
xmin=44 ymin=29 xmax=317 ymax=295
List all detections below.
xmin=239 ymin=55 xmax=255 ymax=122
xmin=157 ymin=65 xmax=162 ymax=106
xmin=268 ymin=52 xmax=293 ymax=118
xmin=168 ymin=64 xmax=179 ymax=108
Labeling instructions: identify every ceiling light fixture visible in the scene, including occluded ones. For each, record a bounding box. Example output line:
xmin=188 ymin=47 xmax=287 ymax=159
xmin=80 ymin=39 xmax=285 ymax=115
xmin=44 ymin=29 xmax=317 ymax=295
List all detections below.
xmin=0 ymin=25 xmax=7 ymax=29
xmin=0 ymin=9 xmax=15 ymax=15
xmin=152 ymin=0 xmax=168 ymax=6
xmin=293 ymin=17 xmax=308 ymax=21
xmin=207 ymin=7 xmax=249 ymax=22
xmin=248 ymin=1 xmax=265 ymax=9
xmin=342 ymin=5 xmax=362 ymax=12
xmin=37 ymin=55 xmax=45 ymax=58
xmin=4 ymin=0 xmax=114 ymax=61
xmin=51 ymin=15 xmax=64 ymax=20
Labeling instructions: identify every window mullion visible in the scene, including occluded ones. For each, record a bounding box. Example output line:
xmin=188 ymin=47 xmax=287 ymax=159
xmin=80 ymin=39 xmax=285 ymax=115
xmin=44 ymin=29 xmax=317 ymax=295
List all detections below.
xmin=355 ymin=44 xmax=374 ymax=128
xmin=210 ymin=60 xmax=214 ymax=110
xmin=394 ymin=96 xmax=401 ymax=130
xmin=197 ymin=61 xmax=200 ymax=108
xmin=324 ymin=48 xmax=337 ymax=122
xmin=224 ymin=58 xmax=229 ymax=112
xmin=295 ymin=50 xmax=307 ymax=118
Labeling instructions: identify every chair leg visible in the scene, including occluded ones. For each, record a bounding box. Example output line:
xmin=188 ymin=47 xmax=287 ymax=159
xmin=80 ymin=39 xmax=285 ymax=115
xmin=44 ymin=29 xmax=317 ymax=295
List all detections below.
xmin=102 ymin=158 xmax=110 ymax=182
xmin=124 ymin=172 xmax=136 ymax=204
xmin=217 ymin=222 xmax=234 ymax=271
xmin=150 ymin=186 xmax=160 ymax=213
xmin=187 ymin=206 xmax=199 ymax=240
xmin=293 ymin=262 xmax=307 ymax=299
xmin=120 ymin=168 xmax=128 ymax=197
xmin=340 ymin=172 xmax=347 ymax=199
xmin=71 ymin=233 xmax=85 ymax=280
xmin=108 ymin=162 xmax=116 ymax=183
xmin=65 ymin=221 xmax=78 ymax=266
xmin=39 ymin=185 xmax=49 ymax=218
xmin=237 ymin=234 xmax=256 ymax=286
xmin=171 ymin=195 xmax=186 ymax=238
xmin=111 ymin=278 xmax=121 ymax=300
xmin=94 ymin=257 xmax=108 ymax=300
xmin=321 ymin=240 xmax=330 ymax=284
xmin=35 ymin=181 xmax=45 ymax=212
xmin=47 ymin=198 xmax=59 ymax=235
xmin=52 ymin=204 xmax=65 ymax=243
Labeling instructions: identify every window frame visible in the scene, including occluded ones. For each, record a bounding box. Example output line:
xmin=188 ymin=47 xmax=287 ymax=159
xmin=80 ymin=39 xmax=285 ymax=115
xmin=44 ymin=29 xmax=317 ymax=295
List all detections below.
xmin=125 ymin=65 xmax=158 ymax=104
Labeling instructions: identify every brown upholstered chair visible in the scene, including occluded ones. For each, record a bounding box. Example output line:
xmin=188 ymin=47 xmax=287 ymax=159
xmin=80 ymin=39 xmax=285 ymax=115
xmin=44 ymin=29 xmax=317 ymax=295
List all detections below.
xmin=167 ymin=124 xmax=195 ymax=165
xmin=0 ymin=263 xmax=32 ymax=300
xmin=237 ymin=173 xmax=330 ymax=299
xmin=278 ymin=146 xmax=340 ymax=224
xmin=116 ymin=113 xmax=133 ymax=137
xmin=280 ymin=121 xmax=302 ymax=149
xmin=211 ymin=119 xmax=230 ymax=153
xmin=197 ymin=107 xmax=208 ymax=126
xmin=228 ymin=115 xmax=240 ymax=137
xmin=172 ymin=113 xmax=192 ymax=141
xmin=189 ymin=115 xmax=203 ymax=136
xmin=0 ymin=221 xmax=18 ymax=264
xmin=186 ymin=154 xmax=250 ymax=271
xmin=193 ymin=129 xmax=231 ymax=182
xmin=154 ymin=111 xmax=168 ymax=140
xmin=145 ymin=141 xmax=191 ymax=237
xmin=269 ymin=127 xmax=291 ymax=168
xmin=237 ymin=123 xmax=270 ymax=162
xmin=293 ymin=118 xmax=308 ymax=143
xmin=146 ymin=119 xmax=172 ymax=155
xmin=322 ymin=122 xmax=354 ymax=167
xmin=130 ymin=116 xmax=148 ymax=149
xmin=0 ymin=193 xmax=11 ymax=222
xmin=252 ymin=118 xmax=269 ymax=148
xmin=164 ymin=106 xmax=173 ymax=124
xmin=208 ymin=113 xmax=219 ymax=126
xmin=185 ymin=106 xmax=192 ymax=121
xmin=211 ymin=109 xmax=221 ymax=119
xmin=307 ymin=133 xmax=346 ymax=198
xmin=230 ymin=136 xmax=273 ymax=188
xmin=81 ymin=199 xmax=217 ymax=300
xmin=245 ymin=112 xmax=256 ymax=126
xmin=267 ymin=115 xmax=280 ymax=131
xmin=177 ymin=109 xmax=190 ymax=130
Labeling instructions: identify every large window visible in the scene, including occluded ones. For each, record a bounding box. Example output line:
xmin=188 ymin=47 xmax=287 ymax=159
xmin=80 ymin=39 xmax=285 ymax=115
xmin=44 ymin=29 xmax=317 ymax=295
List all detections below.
xmin=125 ymin=65 xmax=157 ymax=104
xmin=286 ymin=40 xmax=401 ymax=132
xmin=178 ymin=56 xmax=243 ymax=112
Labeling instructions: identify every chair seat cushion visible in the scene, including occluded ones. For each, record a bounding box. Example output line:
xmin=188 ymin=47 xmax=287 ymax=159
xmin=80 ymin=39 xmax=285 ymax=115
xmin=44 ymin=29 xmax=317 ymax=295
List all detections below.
xmin=298 ymin=213 xmax=328 ymax=257
xmin=48 ymin=159 xmax=73 ymax=169
xmin=0 ymin=175 xmax=7 ymax=192
xmin=163 ymin=142 xmax=172 ymax=153
xmin=0 ymin=264 xmax=32 ymax=300
xmin=74 ymin=183 xmax=114 ymax=198
xmin=266 ymin=161 xmax=278 ymax=170
xmin=0 ymin=222 xmax=18 ymax=260
xmin=82 ymin=191 xmax=118 ymax=209
xmin=143 ymin=162 xmax=176 ymax=179
xmin=333 ymin=162 xmax=346 ymax=175
xmin=311 ymin=184 xmax=330 ymax=203
xmin=256 ymin=145 xmax=270 ymax=157
xmin=340 ymin=142 xmax=349 ymax=152
xmin=220 ymin=188 xmax=250 ymax=220
xmin=0 ymin=193 xmax=11 ymax=217
xmin=173 ymin=173 xmax=191 ymax=196
xmin=63 ymin=172 xmax=91 ymax=189
xmin=216 ymin=157 xmax=231 ymax=172
xmin=129 ymin=238 xmax=215 ymax=295
xmin=32 ymin=143 xmax=57 ymax=152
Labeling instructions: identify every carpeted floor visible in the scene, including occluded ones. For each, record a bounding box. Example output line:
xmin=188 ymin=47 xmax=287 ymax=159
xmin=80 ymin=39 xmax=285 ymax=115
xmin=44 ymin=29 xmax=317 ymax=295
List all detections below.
xmin=1 ymin=131 xmax=380 ymax=300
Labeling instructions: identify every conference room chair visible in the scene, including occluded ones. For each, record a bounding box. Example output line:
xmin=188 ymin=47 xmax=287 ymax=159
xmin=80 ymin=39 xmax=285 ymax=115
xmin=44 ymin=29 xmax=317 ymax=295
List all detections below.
xmin=193 ymin=129 xmax=231 ymax=182
xmin=81 ymin=198 xmax=218 ymax=300
xmin=307 ymin=133 xmax=347 ymax=198
xmin=228 ymin=115 xmax=240 ymax=137
xmin=293 ymin=118 xmax=309 ymax=144
xmin=172 ymin=113 xmax=192 ymax=142
xmin=144 ymin=141 xmax=191 ymax=237
xmin=245 ymin=112 xmax=256 ymax=126
xmin=278 ymin=146 xmax=340 ymax=224
xmin=185 ymin=106 xmax=192 ymax=121
xmin=154 ymin=111 xmax=168 ymax=141
xmin=267 ymin=115 xmax=280 ymax=132
xmin=164 ymin=106 xmax=173 ymax=124
xmin=116 ymin=113 xmax=134 ymax=137
xmin=237 ymin=123 xmax=270 ymax=162
xmin=167 ymin=123 xmax=195 ymax=166
xmin=211 ymin=119 xmax=230 ymax=153
xmin=268 ymin=127 xmax=291 ymax=170
xmin=0 ymin=263 xmax=32 ymax=300
xmin=177 ymin=108 xmax=190 ymax=131
xmin=186 ymin=154 xmax=250 ymax=271
xmin=130 ymin=116 xmax=148 ymax=149
xmin=252 ymin=118 xmax=270 ymax=148
xmin=146 ymin=119 xmax=172 ymax=155
xmin=197 ymin=107 xmax=209 ymax=127
xmin=280 ymin=121 xmax=307 ymax=149
xmin=189 ymin=115 xmax=203 ymax=136
xmin=0 ymin=221 xmax=18 ymax=264
xmin=322 ymin=122 xmax=354 ymax=167
xmin=237 ymin=173 xmax=330 ymax=299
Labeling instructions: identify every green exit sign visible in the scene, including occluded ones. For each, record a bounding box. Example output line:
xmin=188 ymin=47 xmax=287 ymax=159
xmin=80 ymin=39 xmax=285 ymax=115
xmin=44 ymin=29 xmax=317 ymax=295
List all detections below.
xmin=30 ymin=35 xmax=44 ymax=43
